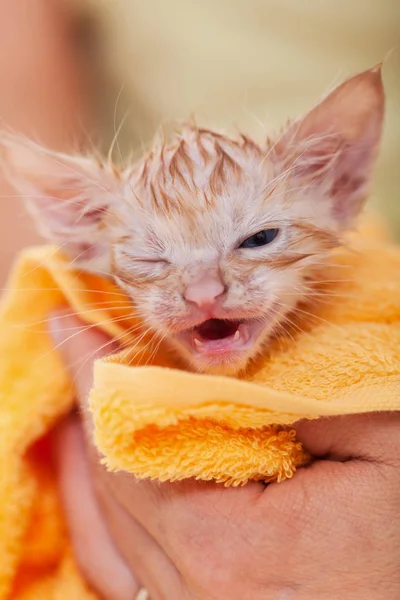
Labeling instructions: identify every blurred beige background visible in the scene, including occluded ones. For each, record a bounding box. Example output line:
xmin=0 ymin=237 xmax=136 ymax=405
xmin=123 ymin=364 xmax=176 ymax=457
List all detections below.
xmin=84 ymin=0 xmax=400 ymax=232
xmin=0 ymin=0 xmax=399 ymax=283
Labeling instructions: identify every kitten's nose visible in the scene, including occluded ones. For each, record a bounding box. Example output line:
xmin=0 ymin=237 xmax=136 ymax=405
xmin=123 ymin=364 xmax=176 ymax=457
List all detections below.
xmin=184 ymin=277 xmax=226 ymax=309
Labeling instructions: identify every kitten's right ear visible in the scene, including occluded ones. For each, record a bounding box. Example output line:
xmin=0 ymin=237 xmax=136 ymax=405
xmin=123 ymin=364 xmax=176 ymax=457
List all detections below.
xmin=275 ymin=65 xmax=385 ymax=229
xmin=0 ymin=134 xmax=122 ymax=273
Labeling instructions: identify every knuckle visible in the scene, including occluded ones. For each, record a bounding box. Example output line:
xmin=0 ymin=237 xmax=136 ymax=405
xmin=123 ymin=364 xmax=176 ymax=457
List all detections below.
xmin=161 ymin=505 xmax=253 ymax=596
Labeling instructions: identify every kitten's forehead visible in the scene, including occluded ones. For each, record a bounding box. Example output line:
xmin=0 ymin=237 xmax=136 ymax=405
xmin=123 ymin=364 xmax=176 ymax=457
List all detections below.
xmin=117 ymin=124 xmax=341 ymax=261
xmin=114 ymin=127 xmax=336 ymax=266
xmin=120 ymin=125 xmax=283 ymax=254
xmin=145 ymin=204 xmax=236 ymax=257
xmin=127 ymin=125 xmax=275 ymax=211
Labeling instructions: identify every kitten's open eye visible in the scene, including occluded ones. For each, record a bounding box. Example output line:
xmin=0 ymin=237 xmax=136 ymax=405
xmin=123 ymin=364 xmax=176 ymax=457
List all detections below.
xmin=239 ymin=228 xmax=279 ymax=249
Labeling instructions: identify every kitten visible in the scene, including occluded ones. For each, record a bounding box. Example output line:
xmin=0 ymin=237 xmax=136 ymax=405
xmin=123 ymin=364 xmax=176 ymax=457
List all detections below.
xmin=0 ymin=66 xmax=384 ymax=375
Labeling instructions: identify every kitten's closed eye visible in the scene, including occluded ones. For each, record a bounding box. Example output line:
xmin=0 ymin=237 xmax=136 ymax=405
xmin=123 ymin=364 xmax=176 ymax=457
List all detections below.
xmin=113 ymin=243 xmax=168 ymax=265
xmin=134 ymin=257 xmax=169 ymax=264
xmin=239 ymin=228 xmax=280 ymax=249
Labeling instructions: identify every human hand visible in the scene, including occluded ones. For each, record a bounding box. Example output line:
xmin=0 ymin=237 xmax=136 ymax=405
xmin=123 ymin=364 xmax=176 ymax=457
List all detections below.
xmin=50 ymin=311 xmax=400 ymax=600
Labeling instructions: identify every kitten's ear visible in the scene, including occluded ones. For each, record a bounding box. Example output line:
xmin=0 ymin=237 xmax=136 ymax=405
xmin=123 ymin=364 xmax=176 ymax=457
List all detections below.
xmin=278 ymin=65 xmax=385 ymax=228
xmin=0 ymin=134 xmax=121 ymax=273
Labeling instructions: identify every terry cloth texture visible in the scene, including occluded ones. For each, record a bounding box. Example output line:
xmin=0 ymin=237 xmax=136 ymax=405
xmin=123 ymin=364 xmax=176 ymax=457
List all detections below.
xmin=1 ymin=217 xmax=400 ymax=597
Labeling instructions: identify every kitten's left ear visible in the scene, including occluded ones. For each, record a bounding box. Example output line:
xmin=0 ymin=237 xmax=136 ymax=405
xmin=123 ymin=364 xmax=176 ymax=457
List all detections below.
xmin=0 ymin=134 xmax=122 ymax=273
xmin=278 ymin=65 xmax=385 ymax=228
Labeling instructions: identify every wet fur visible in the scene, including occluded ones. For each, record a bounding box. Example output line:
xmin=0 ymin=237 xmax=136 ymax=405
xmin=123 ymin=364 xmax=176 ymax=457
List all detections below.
xmin=0 ymin=66 xmax=385 ymax=374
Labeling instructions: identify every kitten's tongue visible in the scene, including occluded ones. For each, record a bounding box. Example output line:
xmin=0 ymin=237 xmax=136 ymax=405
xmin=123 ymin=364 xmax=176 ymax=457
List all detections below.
xmin=192 ymin=319 xmax=250 ymax=354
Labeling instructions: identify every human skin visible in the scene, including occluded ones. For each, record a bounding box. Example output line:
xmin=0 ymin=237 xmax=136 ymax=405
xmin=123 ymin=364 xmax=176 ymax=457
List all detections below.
xmin=2 ymin=6 xmax=398 ymax=596
xmin=0 ymin=0 xmax=86 ymax=282
xmin=49 ymin=310 xmax=400 ymax=600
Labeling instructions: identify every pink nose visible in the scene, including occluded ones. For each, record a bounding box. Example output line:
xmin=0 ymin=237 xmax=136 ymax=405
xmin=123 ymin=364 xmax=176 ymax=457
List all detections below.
xmin=184 ymin=277 xmax=225 ymax=309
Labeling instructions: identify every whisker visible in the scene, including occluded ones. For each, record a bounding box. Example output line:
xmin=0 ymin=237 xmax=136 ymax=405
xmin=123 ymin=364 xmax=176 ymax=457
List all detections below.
xmin=123 ymin=324 xmax=161 ymax=366
xmin=70 ymin=322 xmax=155 ymax=382
xmin=0 ymin=286 xmax=130 ymax=298
xmin=109 ymin=82 xmax=129 ymax=167
xmin=144 ymin=331 xmax=168 ymax=367
xmin=35 ymin=314 xmax=145 ymax=365
xmin=17 ymin=311 xmax=142 ymax=335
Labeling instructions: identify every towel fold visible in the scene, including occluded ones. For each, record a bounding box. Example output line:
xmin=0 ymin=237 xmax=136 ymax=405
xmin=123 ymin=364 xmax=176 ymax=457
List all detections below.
xmin=1 ymin=215 xmax=400 ymax=598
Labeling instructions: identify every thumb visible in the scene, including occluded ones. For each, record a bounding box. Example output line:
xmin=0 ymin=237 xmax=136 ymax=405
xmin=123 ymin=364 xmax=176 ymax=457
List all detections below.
xmin=48 ymin=309 xmax=117 ymax=412
xmin=294 ymin=412 xmax=400 ymax=465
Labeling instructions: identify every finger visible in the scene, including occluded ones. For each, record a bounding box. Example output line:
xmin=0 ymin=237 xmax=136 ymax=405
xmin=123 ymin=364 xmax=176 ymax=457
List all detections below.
xmin=103 ymin=410 xmax=400 ymax=561
xmin=54 ymin=415 xmax=192 ymax=600
xmin=294 ymin=411 xmax=400 ymax=464
xmin=53 ymin=414 xmax=140 ymax=600
xmin=48 ymin=310 xmax=117 ymax=418
xmin=48 ymin=309 xmax=220 ymax=594
xmin=94 ymin=464 xmax=192 ymax=600
xmin=98 ymin=466 xmax=264 ymax=575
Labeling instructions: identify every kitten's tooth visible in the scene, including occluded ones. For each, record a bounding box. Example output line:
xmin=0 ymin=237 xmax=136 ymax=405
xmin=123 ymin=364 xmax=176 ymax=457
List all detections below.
xmin=233 ymin=330 xmax=241 ymax=342
xmin=238 ymin=324 xmax=250 ymax=343
xmin=193 ymin=337 xmax=203 ymax=348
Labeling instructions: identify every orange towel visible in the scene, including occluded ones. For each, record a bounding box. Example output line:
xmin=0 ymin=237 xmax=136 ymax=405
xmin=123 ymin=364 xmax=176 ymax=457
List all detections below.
xmin=1 ymin=216 xmax=400 ymax=598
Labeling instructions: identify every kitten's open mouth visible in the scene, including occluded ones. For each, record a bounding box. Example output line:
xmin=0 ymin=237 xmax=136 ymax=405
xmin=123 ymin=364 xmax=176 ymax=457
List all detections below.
xmin=176 ymin=318 xmax=260 ymax=357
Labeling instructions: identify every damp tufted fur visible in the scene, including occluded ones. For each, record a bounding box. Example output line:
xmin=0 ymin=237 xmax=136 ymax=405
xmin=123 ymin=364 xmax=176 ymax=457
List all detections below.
xmin=0 ymin=65 xmax=385 ymax=373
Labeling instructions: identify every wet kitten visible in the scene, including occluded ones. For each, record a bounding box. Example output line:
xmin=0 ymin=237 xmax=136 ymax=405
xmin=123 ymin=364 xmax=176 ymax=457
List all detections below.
xmin=1 ymin=66 xmax=384 ymax=375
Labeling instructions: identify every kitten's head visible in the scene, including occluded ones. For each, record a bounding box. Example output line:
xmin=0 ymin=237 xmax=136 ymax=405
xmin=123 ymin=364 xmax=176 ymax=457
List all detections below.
xmin=1 ymin=66 xmax=384 ymax=374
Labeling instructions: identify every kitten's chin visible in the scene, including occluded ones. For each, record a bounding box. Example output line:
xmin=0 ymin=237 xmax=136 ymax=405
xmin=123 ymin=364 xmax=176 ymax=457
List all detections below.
xmin=188 ymin=355 xmax=252 ymax=376
xmin=180 ymin=339 xmax=267 ymax=376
